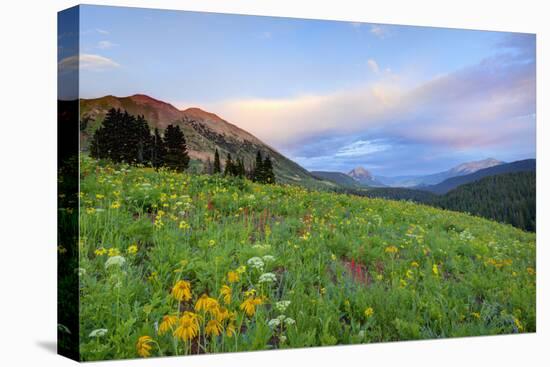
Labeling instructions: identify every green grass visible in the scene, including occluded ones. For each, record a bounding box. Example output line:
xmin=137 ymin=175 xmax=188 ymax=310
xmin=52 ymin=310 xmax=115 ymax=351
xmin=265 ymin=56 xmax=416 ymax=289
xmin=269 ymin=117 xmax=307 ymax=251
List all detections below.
xmin=75 ymin=157 xmax=536 ymax=361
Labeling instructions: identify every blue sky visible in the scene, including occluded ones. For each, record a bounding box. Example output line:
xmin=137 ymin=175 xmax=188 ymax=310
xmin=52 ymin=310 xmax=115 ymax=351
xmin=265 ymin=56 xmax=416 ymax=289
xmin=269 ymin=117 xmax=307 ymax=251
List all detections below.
xmin=61 ymin=5 xmax=536 ymax=176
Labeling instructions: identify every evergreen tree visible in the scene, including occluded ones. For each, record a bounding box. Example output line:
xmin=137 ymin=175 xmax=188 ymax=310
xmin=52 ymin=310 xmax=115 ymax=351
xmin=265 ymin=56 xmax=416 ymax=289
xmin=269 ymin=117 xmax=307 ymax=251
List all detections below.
xmin=252 ymin=151 xmax=265 ymax=182
xmin=204 ymin=158 xmax=213 ymax=174
xmin=213 ymin=149 xmax=221 ymax=174
xmin=163 ymin=124 xmax=190 ymax=172
xmin=151 ymin=128 xmax=166 ymax=168
xmin=224 ymin=153 xmax=234 ymax=176
xmin=263 ymin=155 xmax=275 ymax=184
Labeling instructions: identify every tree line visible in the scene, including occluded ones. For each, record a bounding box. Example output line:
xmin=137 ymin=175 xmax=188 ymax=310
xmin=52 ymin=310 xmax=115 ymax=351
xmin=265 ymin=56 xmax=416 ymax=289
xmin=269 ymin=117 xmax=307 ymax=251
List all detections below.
xmin=361 ymin=171 xmax=535 ymax=232
xmin=89 ymin=108 xmax=275 ymax=183
xmin=204 ymin=149 xmax=275 ymax=184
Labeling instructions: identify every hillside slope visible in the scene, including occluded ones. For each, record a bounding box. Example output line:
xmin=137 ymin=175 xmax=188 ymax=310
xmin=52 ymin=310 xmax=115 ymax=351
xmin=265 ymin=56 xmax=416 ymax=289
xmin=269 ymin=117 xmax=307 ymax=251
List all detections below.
xmin=424 ymin=159 xmax=535 ymax=194
xmin=311 ymin=171 xmax=365 ymax=189
xmin=80 ymin=94 xmax=331 ymax=188
xmin=435 ymin=171 xmax=536 ymax=231
xmin=78 ymin=156 xmax=536 ymax=359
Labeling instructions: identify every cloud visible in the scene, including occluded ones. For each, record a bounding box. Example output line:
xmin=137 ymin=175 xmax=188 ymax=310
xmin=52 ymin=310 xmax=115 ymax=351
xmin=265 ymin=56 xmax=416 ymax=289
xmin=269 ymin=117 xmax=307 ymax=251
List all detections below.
xmin=367 ymin=59 xmax=380 ymax=73
xmin=96 ymin=28 xmax=109 ymax=35
xmin=97 ymin=40 xmax=117 ymax=49
xmin=202 ymin=36 xmax=534 ymax=161
xmin=58 ymin=54 xmax=120 ymax=72
xmin=334 ymin=139 xmax=390 ymax=158
xmin=349 ymin=22 xmax=362 ymax=29
xmin=370 ymin=25 xmax=388 ymax=38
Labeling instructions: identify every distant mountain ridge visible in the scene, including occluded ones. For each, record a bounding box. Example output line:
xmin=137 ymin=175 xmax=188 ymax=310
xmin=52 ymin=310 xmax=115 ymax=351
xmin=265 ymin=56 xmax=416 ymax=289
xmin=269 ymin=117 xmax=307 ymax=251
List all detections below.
xmin=347 ymin=166 xmax=386 ymax=187
xmin=80 ymin=94 xmax=328 ymax=187
xmin=376 ymin=158 xmax=504 ymax=187
xmin=424 ymin=159 xmax=536 ymax=194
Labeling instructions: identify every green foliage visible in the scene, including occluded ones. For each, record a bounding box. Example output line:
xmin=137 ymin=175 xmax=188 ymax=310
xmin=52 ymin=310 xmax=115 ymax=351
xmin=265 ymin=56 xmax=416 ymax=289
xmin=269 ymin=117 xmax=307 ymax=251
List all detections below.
xmin=213 ymin=148 xmax=221 ymax=174
xmin=435 ymin=172 xmax=536 ymax=232
xmin=77 ymin=157 xmax=535 ymax=361
xmin=163 ymin=124 xmax=190 ymax=172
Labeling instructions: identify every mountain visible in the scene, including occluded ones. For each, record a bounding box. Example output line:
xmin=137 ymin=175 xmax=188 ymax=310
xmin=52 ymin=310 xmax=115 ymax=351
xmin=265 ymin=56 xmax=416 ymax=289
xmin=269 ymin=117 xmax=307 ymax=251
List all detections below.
xmin=79 ymin=94 xmax=331 ymax=188
xmin=424 ymin=159 xmax=535 ymax=194
xmin=434 ymin=171 xmax=535 ymax=231
xmin=311 ymin=171 xmax=365 ymax=189
xmin=377 ymin=158 xmax=504 ymax=187
xmin=347 ymin=167 xmax=386 ymax=187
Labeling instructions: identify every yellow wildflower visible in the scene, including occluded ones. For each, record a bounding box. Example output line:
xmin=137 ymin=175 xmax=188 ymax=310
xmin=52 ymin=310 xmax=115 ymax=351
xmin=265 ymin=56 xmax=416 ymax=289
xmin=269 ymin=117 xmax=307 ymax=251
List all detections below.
xmin=227 ymin=271 xmax=240 ymax=283
xmin=127 ymin=244 xmax=138 ymax=255
xmin=364 ymin=307 xmax=374 ymax=318
xmin=158 ymin=315 xmax=178 ymax=335
xmin=220 ymin=285 xmax=232 ymax=304
xmin=96 ymin=194 xmax=105 ymax=200
xmin=178 ymin=220 xmax=190 ymax=230
xmin=94 ymin=247 xmax=107 ymax=256
xmin=527 ymin=267 xmax=536 ymax=275
xmin=226 ymin=321 xmax=236 ymax=337
xmin=173 ymin=312 xmax=199 ymax=341
xmin=110 ymin=201 xmax=121 ymax=209
xmin=240 ymin=296 xmax=263 ymax=317
xmin=205 ymin=319 xmax=223 ymax=337
xmin=195 ymin=294 xmax=219 ymax=313
xmin=471 ymin=312 xmax=481 ymax=319
xmin=108 ymin=248 xmax=120 ymax=257
xmin=514 ymin=318 xmax=524 ymax=332
xmin=384 ymin=245 xmax=398 ymax=254
xmin=236 ymin=265 xmax=247 ymax=274
xmin=432 ymin=264 xmax=439 ymax=276
xmin=136 ymin=335 xmax=154 ymax=358
xmin=171 ymin=280 xmax=192 ymax=302
xmin=411 ymin=261 xmax=420 ymax=267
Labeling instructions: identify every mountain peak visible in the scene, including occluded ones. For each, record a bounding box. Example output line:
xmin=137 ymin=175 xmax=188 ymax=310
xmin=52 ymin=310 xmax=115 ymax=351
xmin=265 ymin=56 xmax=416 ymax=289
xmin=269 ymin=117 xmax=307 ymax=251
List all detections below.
xmin=450 ymin=158 xmax=504 ymax=175
xmin=348 ymin=166 xmax=373 ymax=180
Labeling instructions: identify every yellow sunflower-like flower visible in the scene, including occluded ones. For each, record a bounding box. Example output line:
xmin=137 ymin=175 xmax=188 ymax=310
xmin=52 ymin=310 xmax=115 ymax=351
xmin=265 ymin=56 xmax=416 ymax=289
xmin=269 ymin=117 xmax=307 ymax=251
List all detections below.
xmin=205 ymin=319 xmax=223 ymax=337
xmin=173 ymin=311 xmax=199 ymax=341
xmin=127 ymin=244 xmax=138 ymax=255
xmin=226 ymin=321 xmax=236 ymax=337
xmin=195 ymin=294 xmax=219 ymax=313
xmin=432 ymin=264 xmax=439 ymax=276
xmin=158 ymin=315 xmax=178 ymax=335
xmin=384 ymin=245 xmax=399 ymax=254
xmin=94 ymin=247 xmax=107 ymax=256
xmin=136 ymin=335 xmax=154 ymax=358
xmin=171 ymin=280 xmax=192 ymax=302
xmin=240 ymin=296 xmax=263 ymax=317
xmin=364 ymin=307 xmax=374 ymax=318
xmin=227 ymin=271 xmax=240 ymax=283
xmin=108 ymin=248 xmax=120 ymax=257
xmin=220 ymin=285 xmax=232 ymax=304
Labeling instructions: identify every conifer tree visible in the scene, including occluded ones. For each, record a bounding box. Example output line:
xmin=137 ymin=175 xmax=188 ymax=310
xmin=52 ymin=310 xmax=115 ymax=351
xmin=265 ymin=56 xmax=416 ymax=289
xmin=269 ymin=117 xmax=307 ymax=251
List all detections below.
xmin=213 ymin=148 xmax=221 ymax=174
xmin=263 ymin=155 xmax=275 ymax=184
xmin=224 ymin=153 xmax=233 ymax=176
xmin=151 ymin=128 xmax=166 ymax=168
xmin=253 ymin=151 xmax=265 ymax=182
xmin=163 ymin=124 xmax=190 ymax=172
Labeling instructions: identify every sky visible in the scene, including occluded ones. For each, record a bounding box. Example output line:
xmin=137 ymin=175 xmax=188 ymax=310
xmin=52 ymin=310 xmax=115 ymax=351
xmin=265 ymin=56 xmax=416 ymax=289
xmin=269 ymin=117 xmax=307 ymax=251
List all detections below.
xmin=60 ymin=5 xmax=536 ymax=176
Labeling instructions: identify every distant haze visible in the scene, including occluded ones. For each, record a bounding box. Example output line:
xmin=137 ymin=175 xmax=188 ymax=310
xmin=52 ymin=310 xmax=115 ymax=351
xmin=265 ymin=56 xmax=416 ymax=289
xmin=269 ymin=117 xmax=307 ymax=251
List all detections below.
xmin=66 ymin=5 xmax=536 ymax=176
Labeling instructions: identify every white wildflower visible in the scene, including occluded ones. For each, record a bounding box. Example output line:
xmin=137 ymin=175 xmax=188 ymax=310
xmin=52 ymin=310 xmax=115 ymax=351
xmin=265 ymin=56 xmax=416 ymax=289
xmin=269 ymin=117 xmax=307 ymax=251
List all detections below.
xmin=274 ymin=300 xmax=291 ymax=313
xmin=105 ymin=255 xmax=126 ymax=269
xmin=284 ymin=317 xmax=296 ymax=326
xmin=268 ymin=318 xmax=281 ymax=328
xmin=247 ymin=257 xmax=265 ymax=270
xmin=258 ymin=272 xmax=276 ymax=284
xmin=89 ymin=328 xmax=108 ymax=338
xmin=262 ymin=255 xmax=276 ymax=263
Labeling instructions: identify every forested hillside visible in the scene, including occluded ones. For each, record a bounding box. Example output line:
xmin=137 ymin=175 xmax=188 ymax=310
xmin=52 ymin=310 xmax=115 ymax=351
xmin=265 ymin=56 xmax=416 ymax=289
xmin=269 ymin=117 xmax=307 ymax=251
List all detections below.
xmin=434 ymin=172 xmax=536 ymax=232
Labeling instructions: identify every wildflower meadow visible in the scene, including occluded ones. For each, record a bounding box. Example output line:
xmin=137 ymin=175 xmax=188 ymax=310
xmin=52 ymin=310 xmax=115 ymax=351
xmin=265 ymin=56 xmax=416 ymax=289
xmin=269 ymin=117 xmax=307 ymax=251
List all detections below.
xmin=70 ymin=156 xmax=536 ymax=360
